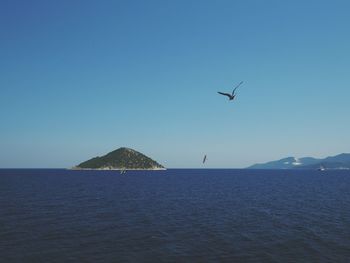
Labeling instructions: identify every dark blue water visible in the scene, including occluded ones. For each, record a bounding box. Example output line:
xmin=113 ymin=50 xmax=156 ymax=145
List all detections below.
xmin=1 ymin=169 xmax=350 ymax=262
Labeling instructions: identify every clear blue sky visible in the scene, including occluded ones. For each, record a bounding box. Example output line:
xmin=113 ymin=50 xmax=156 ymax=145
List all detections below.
xmin=1 ymin=0 xmax=350 ymax=168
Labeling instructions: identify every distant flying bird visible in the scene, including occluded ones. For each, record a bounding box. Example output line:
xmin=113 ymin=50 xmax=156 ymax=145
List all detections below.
xmin=218 ymin=81 xmax=243 ymax=100
xmin=203 ymin=155 xmax=207 ymax=164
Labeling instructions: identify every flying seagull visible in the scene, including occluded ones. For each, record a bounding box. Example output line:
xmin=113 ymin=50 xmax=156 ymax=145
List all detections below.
xmin=203 ymin=155 xmax=207 ymax=164
xmin=218 ymin=81 xmax=243 ymax=100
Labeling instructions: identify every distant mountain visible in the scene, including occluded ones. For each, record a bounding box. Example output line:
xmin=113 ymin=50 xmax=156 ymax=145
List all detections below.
xmin=74 ymin=147 xmax=165 ymax=170
xmin=248 ymin=153 xmax=350 ymax=170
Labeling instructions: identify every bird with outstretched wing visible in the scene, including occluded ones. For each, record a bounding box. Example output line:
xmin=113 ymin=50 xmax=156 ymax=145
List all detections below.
xmin=218 ymin=81 xmax=243 ymax=100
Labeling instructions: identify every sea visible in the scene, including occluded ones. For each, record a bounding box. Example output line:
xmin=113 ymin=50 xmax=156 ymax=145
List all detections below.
xmin=1 ymin=169 xmax=350 ymax=262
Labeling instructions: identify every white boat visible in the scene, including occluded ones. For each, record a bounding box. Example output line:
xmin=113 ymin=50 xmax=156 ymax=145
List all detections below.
xmin=318 ymin=165 xmax=325 ymax=171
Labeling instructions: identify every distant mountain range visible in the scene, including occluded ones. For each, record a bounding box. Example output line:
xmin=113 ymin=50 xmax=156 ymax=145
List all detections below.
xmin=73 ymin=147 xmax=165 ymax=170
xmin=248 ymin=153 xmax=350 ymax=170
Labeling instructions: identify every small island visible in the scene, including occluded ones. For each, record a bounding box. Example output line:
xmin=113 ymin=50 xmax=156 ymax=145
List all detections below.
xmin=72 ymin=147 xmax=165 ymax=170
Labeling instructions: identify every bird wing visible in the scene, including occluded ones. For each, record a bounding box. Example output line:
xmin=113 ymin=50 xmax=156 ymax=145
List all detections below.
xmin=218 ymin=91 xmax=232 ymax=98
xmin=232 ymin=81 xmax=243 ymax=95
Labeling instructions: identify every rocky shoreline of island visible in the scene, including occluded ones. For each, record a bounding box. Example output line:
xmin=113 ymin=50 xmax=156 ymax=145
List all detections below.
xmin=70 ymin=166 xmax=166 ymax=171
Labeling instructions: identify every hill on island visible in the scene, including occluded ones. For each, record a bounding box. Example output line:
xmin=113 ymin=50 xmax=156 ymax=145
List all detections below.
xmin=248 ymin=153 xmax=350 ymax=170
xmin=75 ymin=147 xmax=165 ymax=170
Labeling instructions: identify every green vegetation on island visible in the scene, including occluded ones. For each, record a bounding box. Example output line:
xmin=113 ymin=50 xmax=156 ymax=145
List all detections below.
xmin=74 ymin=147 xmax=165 ymax=170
